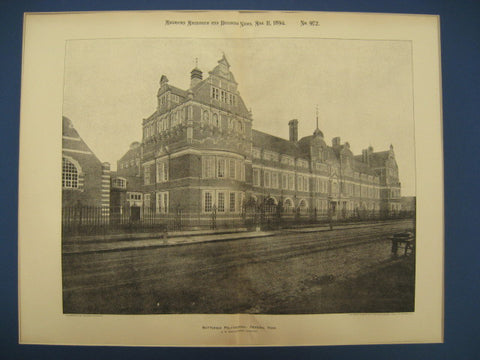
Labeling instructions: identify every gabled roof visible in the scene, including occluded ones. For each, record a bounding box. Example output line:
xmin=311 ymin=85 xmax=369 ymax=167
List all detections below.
xmin=118 ymin=146 xmax=140 ymax=163
xmin=354 ymin=150 xmax=391 ymax=169
xmin=252 ymin=130 xmax=302 ymax=157
xmin=62 ymin=116 xmax=101 ymax=162
xmin=369 ymin=151 xmax=391 ymax=168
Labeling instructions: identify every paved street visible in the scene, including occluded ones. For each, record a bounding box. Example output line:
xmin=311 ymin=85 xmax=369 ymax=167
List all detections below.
xmin=62 ymin=219 xmax=415 ymax=314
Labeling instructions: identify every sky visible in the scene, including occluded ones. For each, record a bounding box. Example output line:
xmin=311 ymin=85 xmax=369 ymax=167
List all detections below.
xmin=63 ymin=38 xmax=415 ymax=196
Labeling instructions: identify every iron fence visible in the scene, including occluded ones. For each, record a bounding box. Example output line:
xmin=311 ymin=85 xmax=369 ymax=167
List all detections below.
xmin=62 ymin=204 xmax=415 ymax=238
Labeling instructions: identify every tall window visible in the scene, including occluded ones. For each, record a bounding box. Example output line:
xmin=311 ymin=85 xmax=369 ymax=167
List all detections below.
xmin=297 ymin=175 xmax=303 ymax=191
xmin=304 ymin=177 xmax=309 ymax=192
xmin=253 ymin=169 xmax=260 ymax=186
xmin=217 ymin=158 xmax=225 ymax=178
xmin=229 ymin=159 xmax=236 ymax=179
xmin=203 ymin=110 xmax=209 ymax=124
xmin=229 ymin=192 xmax=236 ymax=212
xmin=288 ymin=174 xmax=294 ymax=190
xmin=144 ymin=194 xmax=151 ymax=212
xmin=217 ymin=192 xmax=225 ymax=212
xmin=212 ymin=113 xmax=219 ymax=127
xmin=272 ymin=173 xmax=278 ymax=188
xmin=264 ymin=171 xmax=271 ymax=188
xmin=204 ymin=192 xmax=213 ymax=212
xmin=203 ymin=156 xmax=215 ymax=178
xmin=156 ymin=161 xmax=168 ymax=183
xmin=144 ymin=164 xmax=151 ymax=185
xmin=62 ymin=157 xmax=79 ymax=188
xmin=156 ymin=192 xmax=169 ymax=213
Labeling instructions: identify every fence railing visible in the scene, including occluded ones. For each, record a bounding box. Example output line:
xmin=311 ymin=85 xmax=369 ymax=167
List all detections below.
xmin=62 ymin=205 xmax=415 ymax=238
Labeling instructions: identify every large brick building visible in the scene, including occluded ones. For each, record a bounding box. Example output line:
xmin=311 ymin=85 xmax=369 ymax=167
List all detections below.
xmin=117 ymin=55 xmax=402 ymax=226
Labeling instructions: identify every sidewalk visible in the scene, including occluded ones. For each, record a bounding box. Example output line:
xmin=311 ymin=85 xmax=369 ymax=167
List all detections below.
xmin=63 ymin=230 xmax=274 ymax=255
xmin=63 ymin=218 xmax=413 ymax=255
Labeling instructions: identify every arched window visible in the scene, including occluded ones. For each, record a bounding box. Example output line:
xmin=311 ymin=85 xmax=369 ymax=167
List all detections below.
xmin=284 ymin=198 xmax=293 ymax=209
xmin=299 ymin=199 xmax=308 ymax=209
xmin=212 ymin=113 xmax=219 ymax=127
xmin=203 ymin=110 xmax=209 ymax=124
xmin=62 ymin=157 xmax=79 ymax=188
xmin=266 ymin=197 xmax=277 ymax=206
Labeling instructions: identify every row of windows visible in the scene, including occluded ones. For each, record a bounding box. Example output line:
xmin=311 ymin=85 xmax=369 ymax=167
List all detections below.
xmin=159 ymin=93 xmax=180 ymax=106
xmin=144 ymin=106 xmax=192 ymax=139
xmin=144 ymin=160 xmax=169 ymax=185
xmin=211 ymin=86 xmax=237 ymax=105
xmin=253 ymin=169 xmax=311 ymax=192
xmin=143 ymin=192 xmax=169 ymax=214
xmin=252 ymin=168 xmax=381 ymax=199
xmin=202 ymin=156 xmax=245 ymax=180
xmin=253 ymin=149 xmax=313 ymax=169
xmin=390 ymin=188 xmax=401 ymax=198
xmin=119 ymin=158 xmax=139 ymax=170
xmin=128 ymin=193 xmax=142 ymax=201
xmin=204 ymin=191 xmax=243 ymax=213
xmin=201 ymin=110 xmax=245 ymax=133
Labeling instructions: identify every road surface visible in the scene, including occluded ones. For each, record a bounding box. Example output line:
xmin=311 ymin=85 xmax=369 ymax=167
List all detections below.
xmin=62 ymin=219 xmax=415 ymax=314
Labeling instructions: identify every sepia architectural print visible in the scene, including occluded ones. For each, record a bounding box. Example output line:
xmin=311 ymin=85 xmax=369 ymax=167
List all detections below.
xmin=61 ymin=39 xmax=415 ymax=315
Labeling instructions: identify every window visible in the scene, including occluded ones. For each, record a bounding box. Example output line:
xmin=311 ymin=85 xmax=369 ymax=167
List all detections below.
xmin=212 ymin=113 xmax=219 ymax=127
xmin=304 ymin=177 xmax=309 ymax=192
xmin=272 ymin=173 xmax=278 ymax=188
xmin=235 ymin=160 xmax=241 ymax=181
xmin=217 ymin=158 xmax=225 ymax=178
xmin=253 ymin=169 xmax=260 ymax=186
xmin=112 ymin=177 xmax=126 ymax=189
xmin=297 ymin=175 xmax=303 ymax=191
xmin=252 ymin=148 xmax=261 ymax=158
xmin=281 ymin=156 xmax=294 ymax=166
xmin=229 ymin=159 xmax=236 ymax=179
xmin=156 ymin=161 xmax=168 ymax=183
xmin=204 ymin=192 xmax=213 ymax=212
xmin=284 ymin=198 xmax=293 ymax=209
xmin=62 ymin=157 xmax=79 ymax=188
xmin=229 ymin=192 xmax=236 ymax=212
xmin=288 ymin=174 xmax=295 ymax=190
xmin=240 ymin=162 xmax=245 ymax=181
xmin=202 ymin=156 xmax=215 ymax=178
xmin=156 ymin=192 xmax=169 ymax=213
xmin=211 ymin=87 xmax=219 ymax=100
xmin=264 ymin=171 xmax=271 ymax=188
xmin=298 ymin=159 xmax=308 ymax=168
xmin=144 ymin=164 xmax=151 ymax=185
xmin=144 ymin=194 xmax=151 ymax=211
xmin=282 ymin=174 xmax=287 ymax=190
xmin=217 ymin=192 xmax=225 ymax=212
xmin=203 ymin=110 xmax=209 ymax=124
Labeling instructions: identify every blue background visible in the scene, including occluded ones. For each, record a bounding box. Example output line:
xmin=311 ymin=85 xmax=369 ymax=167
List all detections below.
xmin=1 ymin=0 xmax=479 ymax=358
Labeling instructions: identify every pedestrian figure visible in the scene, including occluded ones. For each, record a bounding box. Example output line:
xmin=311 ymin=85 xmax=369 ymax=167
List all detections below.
xmin=328 ymin=207 xmax=333 ymax=231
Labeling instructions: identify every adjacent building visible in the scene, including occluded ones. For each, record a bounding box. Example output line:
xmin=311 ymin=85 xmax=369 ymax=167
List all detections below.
xmin=62 ymin=116 xmax=111 ymax=211
xmin=117 ymin=55 xmax=404 ymax=226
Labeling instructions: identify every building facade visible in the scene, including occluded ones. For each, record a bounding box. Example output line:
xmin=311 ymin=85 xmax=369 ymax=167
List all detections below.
xmin=118 ymin=55 xmax=403 ymax=226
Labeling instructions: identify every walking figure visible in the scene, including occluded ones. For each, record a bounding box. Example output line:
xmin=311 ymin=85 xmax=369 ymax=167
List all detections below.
xmin=211 ymin=205 xmax=217 ymax=230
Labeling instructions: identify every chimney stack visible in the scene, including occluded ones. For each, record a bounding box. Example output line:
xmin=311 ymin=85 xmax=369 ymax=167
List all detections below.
xmin=288 ymin=119 xmax=298 ymax=142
